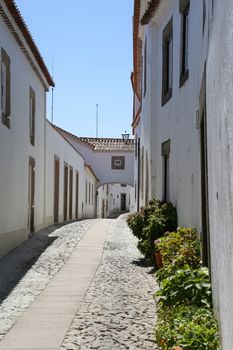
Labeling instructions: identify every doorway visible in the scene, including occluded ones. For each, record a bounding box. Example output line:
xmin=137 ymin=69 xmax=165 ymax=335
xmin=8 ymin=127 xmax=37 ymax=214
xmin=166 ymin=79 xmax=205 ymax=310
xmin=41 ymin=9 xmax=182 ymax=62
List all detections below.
xmin=64 ymin=163 xmax=68 ymax=221
xmin=28 ymin=157 xmax=35 ymax=235
xmin=200 ymin=107 xmax=210 ymax=267
xmin=54 ymin=157 xmax=60 ymax=223
xmin=75 ymin=171 xmax=79 ymax=219
xmin=69 ymin=166 xmax=73 ymax=220
xmin=101 ymin=199 xmax=105 ymax=218
xmin=120 ymin=193 xmax=126 ymax=212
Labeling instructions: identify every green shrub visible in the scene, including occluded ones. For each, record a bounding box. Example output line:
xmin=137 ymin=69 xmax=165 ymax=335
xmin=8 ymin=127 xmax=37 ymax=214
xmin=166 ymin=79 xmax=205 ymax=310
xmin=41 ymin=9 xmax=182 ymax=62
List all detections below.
xmin=155 ymin=266 xmax=212 ymax=308
xmin=156 ymin=227 xmax=201 ymax=281
xmin=126 ymin=211 xmax=144 ymax=239
xmin=127 ymin=200 xmax=177 ymax=262
xmin=155 ymin=304 xmax=220 ymax=350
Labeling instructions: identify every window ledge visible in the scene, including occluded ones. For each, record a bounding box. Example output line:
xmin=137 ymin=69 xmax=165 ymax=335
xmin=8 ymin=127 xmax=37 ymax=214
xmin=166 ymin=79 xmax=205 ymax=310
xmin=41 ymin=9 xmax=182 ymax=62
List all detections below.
xmin=180 ymin=69 xmax=189 ymax=87
xmin=2 ymin=114 xmax=10 ymax=129
xmin=162 ymin=88 xmax=172 ymax=106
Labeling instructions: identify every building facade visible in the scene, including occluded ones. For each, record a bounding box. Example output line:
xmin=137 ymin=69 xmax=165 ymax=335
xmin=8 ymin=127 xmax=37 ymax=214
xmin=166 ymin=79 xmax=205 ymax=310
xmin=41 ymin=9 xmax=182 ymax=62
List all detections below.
xmin=0 ymin=0 xmax=54 ymax=257
xmin=132 ymin=0 xmax=233 ymax=348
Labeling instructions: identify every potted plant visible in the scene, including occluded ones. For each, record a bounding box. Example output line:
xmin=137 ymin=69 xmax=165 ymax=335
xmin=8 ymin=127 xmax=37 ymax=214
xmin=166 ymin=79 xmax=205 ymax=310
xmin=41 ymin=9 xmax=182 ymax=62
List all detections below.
xmin=154 ymin=239 xmax=163 ymax=268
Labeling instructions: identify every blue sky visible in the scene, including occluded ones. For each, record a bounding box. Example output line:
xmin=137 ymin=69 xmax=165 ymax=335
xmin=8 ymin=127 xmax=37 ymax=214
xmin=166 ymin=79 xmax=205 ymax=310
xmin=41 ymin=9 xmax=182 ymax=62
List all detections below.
xmin=15 ymin=0 xmax=134 ymax=138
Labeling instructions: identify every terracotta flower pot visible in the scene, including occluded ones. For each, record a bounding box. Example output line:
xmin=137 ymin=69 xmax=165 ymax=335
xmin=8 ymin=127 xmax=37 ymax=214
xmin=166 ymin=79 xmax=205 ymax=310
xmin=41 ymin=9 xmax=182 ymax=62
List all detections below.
xmin=155 ymin=251 xmax=163 ymax=268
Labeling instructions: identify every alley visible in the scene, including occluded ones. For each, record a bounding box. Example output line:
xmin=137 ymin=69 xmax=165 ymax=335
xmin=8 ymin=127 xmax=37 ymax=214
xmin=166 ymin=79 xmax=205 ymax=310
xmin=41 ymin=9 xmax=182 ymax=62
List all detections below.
xmin=0 ymin=216 xmax=158 ymax=350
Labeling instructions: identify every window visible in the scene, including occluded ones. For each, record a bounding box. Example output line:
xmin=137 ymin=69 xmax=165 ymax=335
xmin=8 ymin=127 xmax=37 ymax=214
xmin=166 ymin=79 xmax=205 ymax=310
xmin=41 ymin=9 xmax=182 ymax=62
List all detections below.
xmin=203 ymin=0 xmax=206 ymax=34
xmin=106 ymin=184 xmax=109 ymax=195
xmin=143 ymin=38 xmax=147 ymax=97
xmin=161 ymin=140 xmax=171 ymax=202
xmin=180 ymin=0 xmax=190 ymax=87
xmin=111 ymin=156 xmax=125 ymax=170
xmin=29 ymin=87 xmax=35 ymax=146
xmin=162 ymin=18 xmax=173 ymax=106
xmin=1 ymin=48 xmax=11 ymax=128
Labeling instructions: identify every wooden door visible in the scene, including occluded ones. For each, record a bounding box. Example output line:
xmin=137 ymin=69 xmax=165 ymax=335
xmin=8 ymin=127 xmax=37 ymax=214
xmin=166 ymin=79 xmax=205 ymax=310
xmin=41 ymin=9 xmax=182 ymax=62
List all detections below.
xmin=54 ymin=157 xmax=60 ymax=223
xmin=75 ymin=172 xmax=79 ymax=219
xmin=69 ymin=167 xmax=73 ymax=220
xmin=64 ymin=164 xmax=68 ymax=221
xmin=28 ymin=157 xmax=35 ymax=235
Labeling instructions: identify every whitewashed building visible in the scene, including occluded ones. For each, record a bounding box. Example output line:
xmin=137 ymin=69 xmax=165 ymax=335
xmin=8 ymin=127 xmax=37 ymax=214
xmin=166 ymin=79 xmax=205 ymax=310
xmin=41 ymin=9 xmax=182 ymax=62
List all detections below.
xmin=84 ymin=164 xmax=98 ymax=218
xmin=132 ymin=0 xmax=208 ymax=245
xmin=132 ymin=0 xmax=233 ymax=348
xmin=97 ymin=183 xmax=134 ymax=218
xmin=45 ymin=122 xmax=86 ymax=225
xmin=206 ymin=1 xmax=233 ymax=348
xmin=0 ymin=0 xmax=54 ymax=257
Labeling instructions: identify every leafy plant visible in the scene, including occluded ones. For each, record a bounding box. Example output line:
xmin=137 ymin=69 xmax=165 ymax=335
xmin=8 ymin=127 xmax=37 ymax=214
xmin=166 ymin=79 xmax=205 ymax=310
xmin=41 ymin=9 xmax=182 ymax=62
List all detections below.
xmin=155 ymin=266 xmax=212 ymax=308
xmin=155 ymin=304 xmax=220 ymax=350
xmin=126 ymin=211 xmax=144 ymax=239
xmin=156 ymin=227 xmax=201 ymax=281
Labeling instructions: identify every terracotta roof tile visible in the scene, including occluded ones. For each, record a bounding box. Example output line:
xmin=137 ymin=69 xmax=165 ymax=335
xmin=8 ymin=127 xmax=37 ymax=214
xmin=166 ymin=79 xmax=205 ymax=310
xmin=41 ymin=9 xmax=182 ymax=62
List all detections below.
xmin=140 ymin=0 xmax=160 ymax=25
xmin=2 ymin=0 xmax=54 ymax=87
xmin=51 ymin=124 xmax=134 ymax=152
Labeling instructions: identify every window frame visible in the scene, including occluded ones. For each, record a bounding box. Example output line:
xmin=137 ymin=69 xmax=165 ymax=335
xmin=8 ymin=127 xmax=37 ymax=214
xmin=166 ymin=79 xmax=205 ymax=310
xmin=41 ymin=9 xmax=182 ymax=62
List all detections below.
xmin=162 ymin=18 xmax=173 ymax=106
xmin=180 ymin=0 xmax=190 ymax=87
xmin=29 ymin=87 xmax=36 ymax=146
xmin=1 ymin=48 xmax=11 ymax=128
xmin=111 ymin=156 xmax=125 ymax=170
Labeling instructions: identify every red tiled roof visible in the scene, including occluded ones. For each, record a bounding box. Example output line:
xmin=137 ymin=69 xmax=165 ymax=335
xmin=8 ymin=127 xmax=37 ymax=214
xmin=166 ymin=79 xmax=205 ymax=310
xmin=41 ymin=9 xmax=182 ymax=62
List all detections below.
xmin=1 ymin=0 xmax=54 ymax=87
xmin=80 ymin=137 xmax=134 ymax=152
xmin=140 ymin=0 xmax=160 ymax=25
xmin=51 ymin=124 xmax=134 ymax=152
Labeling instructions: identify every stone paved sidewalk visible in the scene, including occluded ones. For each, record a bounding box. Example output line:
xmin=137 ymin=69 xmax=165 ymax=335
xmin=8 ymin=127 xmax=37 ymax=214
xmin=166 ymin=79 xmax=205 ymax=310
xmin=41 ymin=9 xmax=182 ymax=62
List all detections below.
xmin=0 ymin=219 xmax=95 ymax=340
xmin=61 ymin=215 xmax=159 ymax=350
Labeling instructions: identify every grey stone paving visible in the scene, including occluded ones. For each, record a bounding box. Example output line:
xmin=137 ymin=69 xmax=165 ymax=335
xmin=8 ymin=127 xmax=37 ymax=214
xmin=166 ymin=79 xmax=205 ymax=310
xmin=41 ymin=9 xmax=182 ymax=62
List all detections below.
xmin=0 ymin=219 xmax=95 ymax=340
xmin=60 ymin=215 xmax=159 ymax=350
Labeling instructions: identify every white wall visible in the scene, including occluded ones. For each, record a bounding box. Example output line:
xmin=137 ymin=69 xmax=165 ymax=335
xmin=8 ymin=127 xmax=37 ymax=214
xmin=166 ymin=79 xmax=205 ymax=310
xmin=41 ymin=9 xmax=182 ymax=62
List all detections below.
xmin=84 ymin=166 xmax=97 ymax=219
xmin=45 ymin=123 xmax=85 ymax=225
xmin=97 ymin=183 xmax=133 ymax=218
xmin=206 ymin=0 xmax=233 ymax=348
xmin=0 ymin=11 xmax=47 ymax=257
xmin=138 ymin=0 xmax=208 ymax=232
xmin=57 ymin=132 xmax=134 ymax=188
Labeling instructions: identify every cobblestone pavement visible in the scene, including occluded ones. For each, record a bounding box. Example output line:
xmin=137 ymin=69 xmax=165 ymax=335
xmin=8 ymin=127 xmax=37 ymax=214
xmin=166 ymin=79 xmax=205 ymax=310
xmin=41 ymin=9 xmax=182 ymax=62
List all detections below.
xmin=0 ymin=219 xmax=96 ymax=340
xmin=61 ymin=215 xmax=159 ymax=350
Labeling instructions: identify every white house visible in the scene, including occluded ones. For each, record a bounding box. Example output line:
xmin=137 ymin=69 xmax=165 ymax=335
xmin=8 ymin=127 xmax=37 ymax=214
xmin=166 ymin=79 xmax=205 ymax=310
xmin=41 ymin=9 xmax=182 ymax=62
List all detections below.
xmin=132 ymin=0 xmax=233 ymax=348
xmin=84 ymin=164 xmax=98 ymax=218
xmin=206 ymin=0 xmax=233 ymax=348
xmin=97 ymin=183 xmax=134 ymax=218
xmin=45 ymin=122 xmax=86 ymax=225
xmin=132 ymin=0 xmax=208 ymax=249
xmin=0 ymin=0 xmax=54 ymax=258
xmin=52 ymin=125 xmax=134 ymax=188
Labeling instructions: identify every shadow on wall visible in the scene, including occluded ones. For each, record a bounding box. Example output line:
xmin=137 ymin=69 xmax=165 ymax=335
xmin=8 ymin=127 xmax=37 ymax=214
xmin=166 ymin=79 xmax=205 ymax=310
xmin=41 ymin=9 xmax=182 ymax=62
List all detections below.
xmin=0 ymin=223 xmax=65 ymax=304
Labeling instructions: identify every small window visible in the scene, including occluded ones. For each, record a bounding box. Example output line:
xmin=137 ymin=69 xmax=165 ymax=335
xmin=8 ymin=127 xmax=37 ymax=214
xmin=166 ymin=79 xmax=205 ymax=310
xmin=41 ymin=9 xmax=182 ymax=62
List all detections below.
xmin=162 ymin=18 xmax=173 ymax=106
xmin=111 ymin=156 xmax=125 ymax=170
xmin=180 ymin=0 xmax=190 ymax=87
xmin=1 ymin=48 xmax=11 ymax=128
xmin=29 ymin=87 xmax=36 ymax=146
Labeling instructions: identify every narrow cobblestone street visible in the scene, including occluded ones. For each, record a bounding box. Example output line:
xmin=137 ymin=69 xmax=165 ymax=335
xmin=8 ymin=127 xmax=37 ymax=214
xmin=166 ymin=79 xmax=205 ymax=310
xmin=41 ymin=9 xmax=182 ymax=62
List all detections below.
xmin=0 ymin=215 xmax=159 ymax=350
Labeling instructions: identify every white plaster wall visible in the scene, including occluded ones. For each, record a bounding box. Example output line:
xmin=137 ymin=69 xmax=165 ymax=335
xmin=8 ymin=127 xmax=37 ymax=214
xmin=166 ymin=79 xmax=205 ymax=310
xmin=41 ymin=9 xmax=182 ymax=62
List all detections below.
xmin=206 ymin=0 xmax=233 ymax=348
xmin=139 ymin=0 xmax=208 ymax=232
xmin=84 ymin=166 xmax=97 ymax=219
xmin=97 ymin=183 xmax=133 ymax=217
xmin=59 ymin=133 xmax=134 ymax=188
xmin=0 ymin=14 xmax=47 ymax=257
xmin=45 ymin=123 xmax=85 ymax=224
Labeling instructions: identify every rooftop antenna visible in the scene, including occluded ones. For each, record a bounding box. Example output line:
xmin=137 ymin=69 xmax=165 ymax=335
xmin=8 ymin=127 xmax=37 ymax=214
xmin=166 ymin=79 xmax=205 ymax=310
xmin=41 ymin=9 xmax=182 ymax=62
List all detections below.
xmin=96 ymin=103 xmax=99 ymax=138
xmin=51 ymin=57 xmax=54 ymax=123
